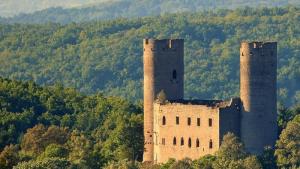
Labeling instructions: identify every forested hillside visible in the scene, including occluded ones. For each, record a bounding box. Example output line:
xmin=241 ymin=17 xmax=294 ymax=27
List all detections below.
xmin=0 ymin=7 xmax=299 ymax=106
xmin=0 ymin=77 xmax=143 ymax=168
xmin=0 ymin=77 xmax=300 ymax=168
xmin=0 ymin=0 xmax=105 ymax=17
xmin=1 ymin=0 xmax=300 ymax=24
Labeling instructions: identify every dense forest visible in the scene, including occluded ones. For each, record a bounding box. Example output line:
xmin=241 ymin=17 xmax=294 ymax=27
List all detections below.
xmin=0 ymin=6 xmax=300 ymax=168
xmin=0 ymin=77 xmax=144 ymax=168
xmin=0 ymin=7 xmax=300 ymax=106
xmin=0 ymin=77 xmax=300 ymax=168
xmin=1 ymin=0 xmax=300 ymax=24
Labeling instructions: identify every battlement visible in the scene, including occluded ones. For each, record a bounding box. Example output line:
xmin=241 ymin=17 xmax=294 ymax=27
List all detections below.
xmin=241 ymin=41 xmax=277 ymax=50
xmin=143 ymin=39 xmax=183 ymax=52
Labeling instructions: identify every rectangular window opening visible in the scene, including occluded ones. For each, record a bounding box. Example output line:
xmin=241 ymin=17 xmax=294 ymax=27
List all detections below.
xmin=187 ymin=117 xmax=191 ymax=126
xmin=209 ymin=118 xmax=212 ymax=127
xmin=162 ymin=138 xmax=166 ymax=145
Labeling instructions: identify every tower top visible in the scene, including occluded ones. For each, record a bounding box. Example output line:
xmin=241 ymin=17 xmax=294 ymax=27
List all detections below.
xmin=241 ymin=41 xmax=277 ymax=49
xmin=143 ymin=39 xmax=183 ymax=52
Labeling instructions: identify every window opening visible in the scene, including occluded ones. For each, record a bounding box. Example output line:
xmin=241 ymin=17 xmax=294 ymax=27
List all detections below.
xmin=209 ymin=118 xmax=212 ymax=127
xmin=197 ymin=118 xmax=200 ymax=126
xmin=172 ymin=70 xmax=177 ymax=79
xmin=162 ymin=116 xmax=166 ymax=125
xmin=187 ymin=117 xmax=191 ymax=126
xmin=188 ymin=138 xmax=192 ymax=148
xmin=162 ymin=138 xmax=166 ymax=145
xmin=181 ymin=137 xmax=184 ymax=146
xmin=176 ymin=116 xmax=179 ymax=125
xmin=209 ymin=139 xmax=213 ymax=149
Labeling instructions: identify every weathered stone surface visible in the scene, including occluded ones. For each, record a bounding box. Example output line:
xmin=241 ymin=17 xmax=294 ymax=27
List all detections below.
xmin=240 ymin=42 xmax=277 ymax=154
xmin=153 ymin=98 xmax=240 ymax=163
xmin=143 ymin=39 xmax=184 ymax=162
xmin=142 ymin=39 xmax=277 ymax=163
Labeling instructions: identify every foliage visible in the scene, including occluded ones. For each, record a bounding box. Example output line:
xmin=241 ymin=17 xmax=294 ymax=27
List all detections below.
xmin=277 ymin=103 xmax=300 ymax=132
xmin=1 ymin=6 xmax=300 ymax=168
xmin=213 ymin=133 xmax=262 ymax=169
xmin=37 ymin=144 xmax=69 ymax=160
xmin=1 ymin=0 xmax=300 ymax=24
xmin=275 ymin=115 xmax=300 ymax=168
xmin=0 ymin=144 xmax=20 ymax=169
xmin=169 ymin=158 xmax=192 ymax=169
xmin=20 ymin=124 xmax=69 ymax=157
xmin=258 ymin=146 xmax=277 ymax=169
xmin=103 ymin=159 xmax=139 ymax=169
xmin=0 ymin=77 xmax=143 ymax=168
xmin=192 ymin=155 xmax=216 ymax=169
xmin=0 ymin=7 xmax=300 ymax=106
xmin=156 ymin=90 xmax=167 ymax=104
xmin=13 ymin=157 xmax=71 ymax=169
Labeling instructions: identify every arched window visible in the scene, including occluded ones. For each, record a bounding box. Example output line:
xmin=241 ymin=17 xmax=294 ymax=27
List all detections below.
xmin=188 ymin=138 xmax=192 ymax=148
xmin=181 ymin=137 xmax=184 ymax=146
xmin=162 ymin=116 xmax=166 ymax=125
xmin=172 ymin=70 xmax=177 ymax=79
xmin=173 ymin=137 xmax=176 ymax=145
xmin=209 ymin=139 xmax=213 ymax=149
xmin=196 ymin=139 xmax=200 ymax=147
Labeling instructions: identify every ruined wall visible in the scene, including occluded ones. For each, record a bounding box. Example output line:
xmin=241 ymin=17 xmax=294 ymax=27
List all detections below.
xmin=153 ymin=102 xmax=220 ymax=163
xmin=240 ymin=42 xmax=277 ymax=154
xmin=219 ymin=98 xmax=241 ymax=143
xmin=143 ymin=39 xmax=184 ymax=162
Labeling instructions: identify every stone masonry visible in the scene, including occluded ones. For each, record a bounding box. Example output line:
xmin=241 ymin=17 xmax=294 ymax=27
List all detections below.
xmin=143 ymin=39 xmax=277 ymax=163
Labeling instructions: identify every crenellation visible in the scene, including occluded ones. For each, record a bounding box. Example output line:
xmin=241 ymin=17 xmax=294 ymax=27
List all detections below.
xmin=143 ymin=39 xmax=183 ymax=52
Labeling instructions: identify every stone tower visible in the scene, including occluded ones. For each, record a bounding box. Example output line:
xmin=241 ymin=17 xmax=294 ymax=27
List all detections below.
xmin=240 ymin=42 xmax=277 ymax=154
xmin=143 ymin=39 xmax=184 ymax=162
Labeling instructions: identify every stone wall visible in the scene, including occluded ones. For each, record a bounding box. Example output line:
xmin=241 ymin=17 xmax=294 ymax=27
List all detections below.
xmin=219 ymin=98 xmax=241 ymax=143
xmin=240 ymin=42 xmax=277 ymax=154
xmin=153 ymin=100 xmax=239 ymax=163
xmin=143 ymin=39 xmax=184 ymax=162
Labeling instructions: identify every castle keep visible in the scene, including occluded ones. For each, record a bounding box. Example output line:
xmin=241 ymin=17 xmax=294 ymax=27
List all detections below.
xmin=143 ymin=39 xmax=277 ymax=163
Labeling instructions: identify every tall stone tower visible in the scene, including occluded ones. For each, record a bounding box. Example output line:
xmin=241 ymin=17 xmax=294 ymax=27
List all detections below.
xmin=240 ymin=42 xmax=277 ymax=154
xmin=143 ymin=39 xmax=184 ymax=162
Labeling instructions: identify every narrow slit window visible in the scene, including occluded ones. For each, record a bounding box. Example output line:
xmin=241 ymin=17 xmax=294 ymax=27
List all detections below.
xmin=209 ymin=118 xmax=212 ymax=127
xmin=209 ymin=139 xmax=213 ymax=149
xmin=197 ymin=118 xmax=200 ymax=126
xmin=187 ymin=117 xmax=191 ymax=126
xmin=173 ymin=137 xmax=176 ymax=145
xmin=172 ymin=70 xmax=177 ymax=79
xmin=176 ymin=116 xmax=179 ymax=125
xmin=162 ymin=116 xmax=166 ymax=125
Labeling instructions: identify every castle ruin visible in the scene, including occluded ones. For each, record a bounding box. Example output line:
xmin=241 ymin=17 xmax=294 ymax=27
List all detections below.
xmin=143 ymin=39 xmax=277 ymax=163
